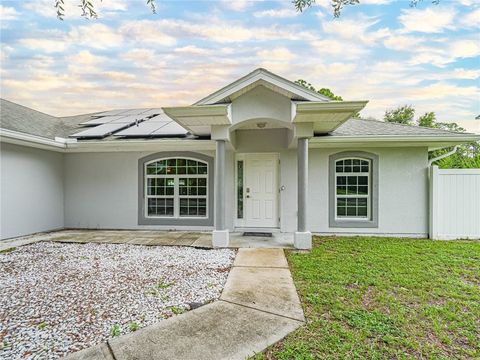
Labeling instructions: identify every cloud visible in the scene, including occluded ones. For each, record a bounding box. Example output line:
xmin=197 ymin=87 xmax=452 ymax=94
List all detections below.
xmin=456 ymin=0 xmax=477 ymax=5
xmin=461 ymin=8 xmax=480 ymax=27
xmin=18 ymin=24 xmax=125 ymax=53
xmin=321 ymin=15 xmax=389 ymax=46
xmin=314 ymin=62 xmax=358 ymax=77
xmin=256 ymin=47 xmax=296 ymax=71
xmin=0 ymin=45 xmax=14 ymax=64
xmin=254 ymin=8 xmax=298 ymax=18
xmin=102 ymin=71 xmax=136 ymax=82
xmin=398 ymin=7 xmax=456 ymax=33
xmin=119 ymin=48 xmax=163 ymax=71
xmin=362 ymin=0 xmax=391 ymax=4
xmin=119 ymin=20 xmax=177 ymax=47
xmin=18 ymin=38 xmax=67 ymax=53
xmin=257 ymin=47 xmax=295 ymax=61
xmin=383 ymin=34 xmax=425 ymax=51
xmin=450 ymin=39 xmax=480 ymax=58
xmin=424 ymin=68 xmax=480 ymax=81
xmin=66 ymin=50 xmax=108 ymax=73
xmin=149 ymin=18 xmax=312 ymax=43
xmin=2 ymin=0 xmax=479 ymax=125
xmin=409 ymin=38 xmax=480 ymax=67
xmin=220 ymin=0 xmax=252 ymax=12
xmin=407 ymin=82 xmax=478 ymax=100
xmin=311 ymin=39 xmax=368 ymax=59
xmin=0 ymin=5 xmax=19 ymax=20
xmin=69 ymin=23 xmax=124 ymax=49
xmin=174 ymin=45 xmax=211 ymax=56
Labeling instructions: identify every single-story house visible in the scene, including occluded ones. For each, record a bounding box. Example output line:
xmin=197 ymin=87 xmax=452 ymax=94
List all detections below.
xmin=1 ymin=68 xmax=478 ymax=248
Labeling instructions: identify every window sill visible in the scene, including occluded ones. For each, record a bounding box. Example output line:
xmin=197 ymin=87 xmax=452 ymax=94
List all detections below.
xmin=329 ymin=219 xmax=378 ymax=228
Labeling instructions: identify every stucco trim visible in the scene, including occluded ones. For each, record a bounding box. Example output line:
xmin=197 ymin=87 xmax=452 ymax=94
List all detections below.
xmin=328 ymin=151 xmax=379 ymax=228
xmin=138 ymin=151 xmax=214 ymax=226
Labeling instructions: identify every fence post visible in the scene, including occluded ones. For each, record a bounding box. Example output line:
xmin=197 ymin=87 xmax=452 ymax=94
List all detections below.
xmin=429 ymin=165 xmax=439 ymax=240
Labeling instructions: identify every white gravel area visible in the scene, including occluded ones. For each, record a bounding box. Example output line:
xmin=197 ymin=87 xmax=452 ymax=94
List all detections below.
xmin=0 ymin=242 xmax=235 ymax=359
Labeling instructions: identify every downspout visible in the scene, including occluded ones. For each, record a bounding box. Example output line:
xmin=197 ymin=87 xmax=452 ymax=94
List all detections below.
xmin=428 ymin=145 xmax=458 ymax=166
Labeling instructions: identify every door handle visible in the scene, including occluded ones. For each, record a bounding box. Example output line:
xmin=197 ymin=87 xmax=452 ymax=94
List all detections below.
xmin=246 ymin=195 xmax=250 ymax=198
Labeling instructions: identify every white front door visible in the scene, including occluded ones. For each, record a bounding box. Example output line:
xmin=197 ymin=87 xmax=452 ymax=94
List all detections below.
xmin=244 ymin=153 xmax=279 ymax=228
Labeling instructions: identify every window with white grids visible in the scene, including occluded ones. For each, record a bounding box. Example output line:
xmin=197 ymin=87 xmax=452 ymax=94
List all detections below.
xmin=335 ymin=158 xmax=370 ymax=219
xmin=145 ymin=158 xmax=208 ymax=218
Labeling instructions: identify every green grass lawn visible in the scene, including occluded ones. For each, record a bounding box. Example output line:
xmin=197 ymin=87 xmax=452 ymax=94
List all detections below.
xmin=257 ymin=236 xmax=480 ymax=359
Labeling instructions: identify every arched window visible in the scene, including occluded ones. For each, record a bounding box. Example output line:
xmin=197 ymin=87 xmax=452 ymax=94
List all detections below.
xmin=145 ymin=158 xmax=208 ymax=218
xmin=335 ymin=158 xmax=370 ymax=219
xmin=329 ymin=151 xmax=378 ymax=228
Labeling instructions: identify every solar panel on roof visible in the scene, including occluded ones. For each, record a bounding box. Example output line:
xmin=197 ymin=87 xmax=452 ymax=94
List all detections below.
xmin=114 ymin=121 xmax=170 ymax=136
xmin=116 ymin=108 xmax=151 ymax=116
xmin=80 ymin=115 xmax=128 ymax=126
xmin=108 ymin=114 xmax=148 ymax=124
xmin=71 ymin=108 xmax=185 ymax=139
xmin=138 ymin=109 xmax=163 ymax=117
xmin=94 ymin=109 xmax=131 ymax=116
xmin=150 ymin=121 xmax=188 ymax=136
xmin=113 ymin=114 xmax=188 ymax=137
xmin=71 ymin=123 xmax=133 ymax=138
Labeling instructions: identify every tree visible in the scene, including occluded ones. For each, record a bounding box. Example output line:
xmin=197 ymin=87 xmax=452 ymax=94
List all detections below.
xmin=54 ymin=0 xmax=156 ymax=20
xmin=295 ymin=79 xmax=365 ymax=119
xmin=54 ymin=0 xmax=441 ymax=20
xmin=293 ymin=0 xmax=440 ymax=17
xmin=295 ymin=79 xmax=343 ymax=101
xmin=418 ymin=112 xmax=436 ymax=128
xmin=384 ymin=105 xmax=415 ymax=126
xmin=434 ymin=144 xmax=480 ymax=169
xmin=384 ymin=105 xmax=479 ymax=168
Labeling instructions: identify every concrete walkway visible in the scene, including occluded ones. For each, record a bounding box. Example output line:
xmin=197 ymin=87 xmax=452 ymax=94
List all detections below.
xmin=0 ymin=231 xmax=62 ymax=252
xmin=65 ymin=248 xmax=305 ymax=360
xmin=1 ymin=230 xmax=294 ymax=251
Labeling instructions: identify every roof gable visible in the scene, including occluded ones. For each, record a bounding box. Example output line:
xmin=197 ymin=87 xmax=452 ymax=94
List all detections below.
xmin=194 ymin=68 xmax=331 ymax=105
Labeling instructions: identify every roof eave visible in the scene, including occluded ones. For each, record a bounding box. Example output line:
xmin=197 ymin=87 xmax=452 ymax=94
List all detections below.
xmin=64 ymin=138 xmax=216 ymax=153
xmin=0 ymin=128 xmax=67 ymax=152
xmin=293 ymin=101 xmax=369 ymax=134
xmin=163 ymin=104 xmax=231 ymax=136
xmin=310 ymin=134 xmax=480 ymax=150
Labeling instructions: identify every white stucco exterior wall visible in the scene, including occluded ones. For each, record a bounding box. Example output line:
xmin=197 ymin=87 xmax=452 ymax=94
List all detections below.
xmin=308 ymin=147 xmax=429 ymax=237
xmin=64 ymin=150 xmax=216 ymax=230
xmin=62 ymin=145 xmax=428 ymax=236
xmin=231 ymin=86 xmax=292 ymax=125
xmin=0 ymin=143 xmax=64 ymax=240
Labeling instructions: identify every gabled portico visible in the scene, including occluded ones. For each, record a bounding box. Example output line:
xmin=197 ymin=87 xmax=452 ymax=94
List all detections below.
xmin=164 ymin=68 xmax=368 ymax=249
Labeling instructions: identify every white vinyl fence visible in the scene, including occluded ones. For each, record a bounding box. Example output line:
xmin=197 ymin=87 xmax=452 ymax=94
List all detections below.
xmin=429 ymin=166 xmax=480 ymax=240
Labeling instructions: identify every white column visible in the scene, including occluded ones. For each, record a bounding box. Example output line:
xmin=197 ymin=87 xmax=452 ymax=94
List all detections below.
xmin=212 ymin=139 xmax=229 ymax=247
xmin=294 ymin=137 xmax=312 ymax=249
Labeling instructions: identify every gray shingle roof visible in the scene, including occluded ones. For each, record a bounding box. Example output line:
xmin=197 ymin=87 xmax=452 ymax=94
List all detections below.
xmin=330 ymin=118 xmax=470 ymax=137
xmin=1 ymin=99 xmax=471 ymax=141
xmin=0 ymin=99 xmax=92 ymax=139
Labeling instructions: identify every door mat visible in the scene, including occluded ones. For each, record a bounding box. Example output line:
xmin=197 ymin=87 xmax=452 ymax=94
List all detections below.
xmin=242 ymin=232 xmax=273 ymax=237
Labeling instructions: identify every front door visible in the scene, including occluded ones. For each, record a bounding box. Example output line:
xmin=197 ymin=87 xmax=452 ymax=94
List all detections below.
xmin=244 ymin=153 xmax=279 ymax=228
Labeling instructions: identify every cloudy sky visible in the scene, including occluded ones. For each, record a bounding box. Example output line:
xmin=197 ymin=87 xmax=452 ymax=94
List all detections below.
xmin=1 ymin=0 xmax=479 ymax=132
